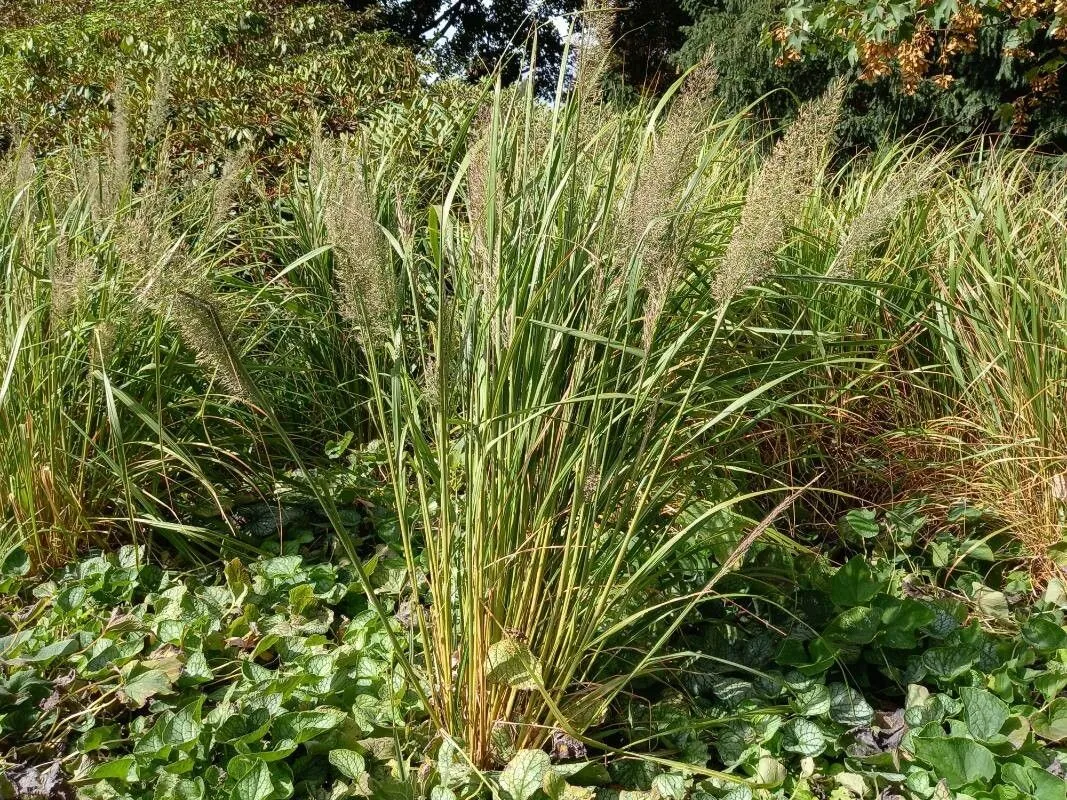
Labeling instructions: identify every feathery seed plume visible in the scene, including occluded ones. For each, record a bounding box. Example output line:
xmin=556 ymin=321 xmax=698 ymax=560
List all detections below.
xmin=49 ymin=233 xmax=98 ymax=323
xmin=209 ymin=146 xmax=250 ymax=233
xmin=573 ymin=0 xmax=617 ymax=104
xmin=14 ymin=142 xmax=35 ymax=196
xmin=145 ymin=64 xmax=172 ymax=144
xmin=628 ymin=48 xmax=719 ymax=347
xmin=104 ymin=71 xmax=131 ymax=213
xmin=322 ymin=142 xmax=395 ymax=342
xmin=89 ymin=321 xmax=117 ymax=370
xmin=713 ymin=79 xmax=845 ymax=302
xmin=829 ymin=158 xmax=936 ymax=278
xmin=172 ymin=290 xmax=255 ymax=402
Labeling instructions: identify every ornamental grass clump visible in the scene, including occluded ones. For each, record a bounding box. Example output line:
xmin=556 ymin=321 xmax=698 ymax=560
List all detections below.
xmin=353 ymin=72 xmax=808 ymax=771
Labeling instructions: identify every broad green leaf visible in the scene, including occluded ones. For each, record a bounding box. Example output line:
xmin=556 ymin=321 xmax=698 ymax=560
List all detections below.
xmin=119 ymin=667 xmax=173 ymax=707
xmin=792 ymin=683 xmax=831 ymax=717
xmin=89 ymin=756 xmax=138 ymax=781
xmin=1029 ymin=763 xmax=1067 ymax=800
xmin=134 ymin=712 xmax=173 ymax=758
xmin=216 ymin=707 xmax=272 ymax=745
xmin=486 ymin=637 xmax=543 ymax=691
xmin=830 ymin=556 xmax=881 ymax=607
xmin=1035 ymin=661 xmax=1067 ymax=698
xmin=554 ymin=761 xmax=610 ymax=786
xmin=975 ymin=587 xmax=1011 ymax=621
xmin=329 ymin=749 xmax=366 ymax=780
xmin=1003 ymin=759 xmax=1066 ymax=800
xmin=946 ymin=504 xmax=983 ymax=523
xmin=21 ymin=637 xmax=77 ymax=664
xmin=288 ymin=583 xmax=316 ymax=616
xmin=1 ymin=546 xmax=30 ymax=577
xmin=256 ymin=555 xmax=304 ymax=582
xmin=272 ymin=707 xmax=347 ymax=745
xmin=228 ymin=756 xmax=274 ymax=800
xmin=929 ymin=540 xmax=954 ymax=568
xmin=825 ymin=606 xmax=880 ymax=644
xmin=782 ymin=718 xmax=826 ymax=756
xmin=156 ymin=777 xmax=206 ymax=800
xmin=921 ymin=645 xmax=978 ymax=680
xmin=1031 ymin=698 xmax=1067 ymax=743
xmin=910 ymin=736 xmax=995 ymax=789
xmin=541 ymin=769 xmax=567 ymax=800
xmin=924 ymin=603 xmax=963 ymax=638
xmin=711 ymin=677 xmax=755 ymax=707
xmin=829 ymin=683 xmax=874 ymax=726
xmin=834 ymin=773 xmax=868 ymax=797
xmin=651 ymin=773 xmax=686 ymax=800
xmin=956 ymin=539 xmax=995 ymax=561
xmin=1022 ymin=617 xmax=1067 ymax=652
xmin=77 ymin=724 xmax=123 ymax=753
xmin=754 ymin=756 xmax=785 ymax=788
xmin=716 ymin=721 xmax=756 ymax=765
xmin=885 ymin=502 xmax=925 ymax=539
xmin=880 ymin=597 xmax=936 ymax=633
xmin=164 ymin=697 xmax=204 ymax=747
xmin=181 ymin=649 xmax=214 ymax=684
xmin=1003 ymin=715 xmax=1031 ymax=749
xmin=224 ymin=559 xmax=250 ymax=606
xmin=500 ymin=749 xmax=551 ymax=800
xmin=959 ymin=687 xmax=1008 ymax=741
xmin=838 ymin=509 xmax=879 ymax=540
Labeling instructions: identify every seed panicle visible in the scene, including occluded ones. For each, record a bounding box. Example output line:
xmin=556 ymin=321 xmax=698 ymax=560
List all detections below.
xmin=105 ymin=71 xmax=131 ymax=214
xmin=629 ymin=48 xmax=719 ymax=347
xmin=322 ymin=141 xmax=395 ymax=342
xmin=172 ymin=290 xmax=256 ymax=402
xmin=49 ymin=233 xmax=98 ymax=323
xmin=829 ymin=158 xmax=936 ymax=278
xmin=714 ymin=79 xmax=845 ymax=302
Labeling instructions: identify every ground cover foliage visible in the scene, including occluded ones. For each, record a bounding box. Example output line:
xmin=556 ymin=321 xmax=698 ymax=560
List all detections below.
xmin=3 ymin=8 xmax=1067 ymax=800
xmin=4 ymin=503 xmax=1067 ymax=799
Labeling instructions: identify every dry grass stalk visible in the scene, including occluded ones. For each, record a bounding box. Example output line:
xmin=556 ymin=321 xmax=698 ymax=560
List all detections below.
xmin=714 ymin=79 xmax=846 ymax=302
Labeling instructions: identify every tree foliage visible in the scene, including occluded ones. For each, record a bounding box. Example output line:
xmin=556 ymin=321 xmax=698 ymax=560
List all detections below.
xmin=344 ymin=0 xmax=581 ymax=89
xmin=0 ymin=0 xmax=421 ymax=167
xmin=775 ymin=0 xmax=1067 ymax=139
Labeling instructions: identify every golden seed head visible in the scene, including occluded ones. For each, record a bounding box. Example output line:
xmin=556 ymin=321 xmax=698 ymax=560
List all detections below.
xmin=321 ymin=140 xmax=395 ymax=342
xmin=714 ymin=79 xmax=845 ymax=302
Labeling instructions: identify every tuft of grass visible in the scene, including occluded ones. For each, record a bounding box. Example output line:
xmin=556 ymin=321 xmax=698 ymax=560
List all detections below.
xmin=347 ymin=74 xmax=822 ymax=767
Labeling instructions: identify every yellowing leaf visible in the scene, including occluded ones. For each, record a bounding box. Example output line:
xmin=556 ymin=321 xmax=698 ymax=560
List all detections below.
xmin=118 ymin=667 xmax=173 ymax=707
xmin=486 ymin=636 xmax=543 ymax=691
